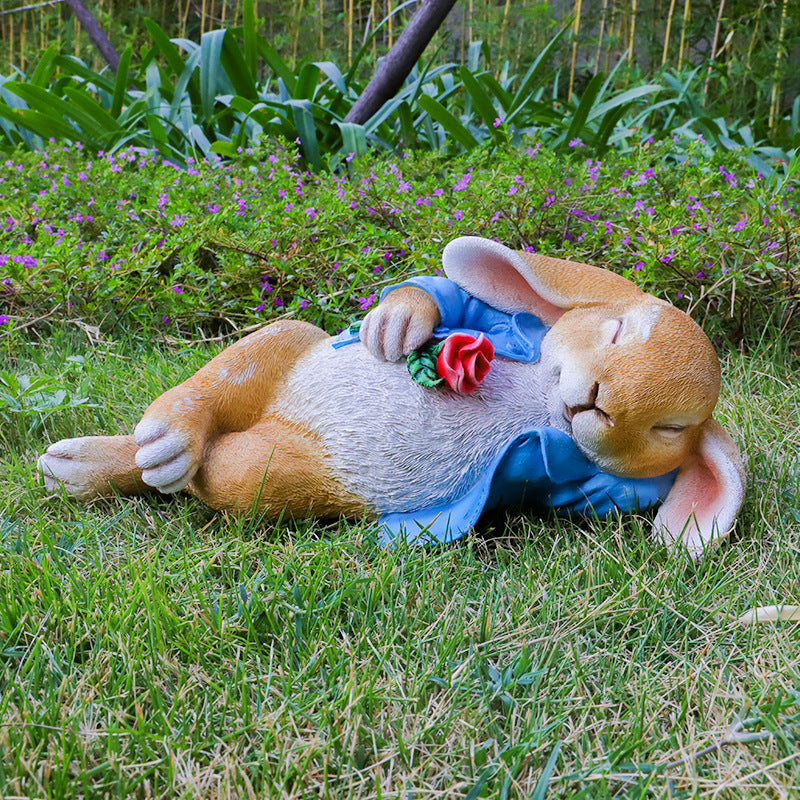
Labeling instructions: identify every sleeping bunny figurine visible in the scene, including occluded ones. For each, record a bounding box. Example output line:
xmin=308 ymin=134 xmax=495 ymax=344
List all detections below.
xmin=37 ymin=236 xmax=745 ymax=555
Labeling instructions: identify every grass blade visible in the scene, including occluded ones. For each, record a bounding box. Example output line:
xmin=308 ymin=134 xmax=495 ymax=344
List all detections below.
xmin=531 ymin=741 xmax=562 ymax=800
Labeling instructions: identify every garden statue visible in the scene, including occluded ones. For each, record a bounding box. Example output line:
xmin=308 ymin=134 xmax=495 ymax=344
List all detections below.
xmin=38 ymin=236 xmax=745 ymax=556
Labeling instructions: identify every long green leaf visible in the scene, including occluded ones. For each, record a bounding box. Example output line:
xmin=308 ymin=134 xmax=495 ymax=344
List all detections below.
xmin=315 ymin=62 xmax=348 ymax=97
xmin=63 ymin=87 xmax=123 ymax=135
xmin=509 ymin=19 xmax=570 ymax=114
xmin=593 ymin=103 xmax=630 ymax=155
xmin=242 ymin=0 xmax=257 ymax=79
xmin=460 ymin=66 xmax=501 ymax=138
xmin=565 ymin=73 xmax=603 ymax=142
xmin=30 ymin=44 xmax=59 ymax=89
xmin=4 ymin=83 xmax=95 ymax=136
xmin=199 ymin=29 xmax=227 ymax=120
xmin=53 ymin=56 xmax=118 ymax=98
xmin=220 ymin=32 xmax=258 ymax=100
xmin=288 ymin=99 xmax=321 ymax=169
xmin=0 ymin=104 xmax=76 ymax=141
xmin=336 ymin=121 xmax=368 ymax=158
xmin=479 ymin=73 xmax=513 ymax=114
xmin=111 ymin=44 xmax=133 ymax=118
xmin=256 ymin=40 xmax=296 ymax=94
xmin=587 ymin=84 xmax=662 ymax=123
xmin=417 ymin=94 xmax=478 ymax=151
xmin=143 ymin=18 xmax=188 ymax=79
xmin=169 ymin=49 xmax=201 ymax=124
xmin=295 ymin=63 xmax=321 ymax=101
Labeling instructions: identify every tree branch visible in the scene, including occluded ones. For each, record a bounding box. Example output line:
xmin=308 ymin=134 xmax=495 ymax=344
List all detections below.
xmin=345 ymin=0 xmax=459 ymax=125
xmin=64 ymin=0 xmax=120 ymax=72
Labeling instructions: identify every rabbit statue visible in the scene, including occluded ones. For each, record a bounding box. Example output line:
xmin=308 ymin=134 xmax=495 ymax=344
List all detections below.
xmin=38 ymin=236 xmax=745 ymax=555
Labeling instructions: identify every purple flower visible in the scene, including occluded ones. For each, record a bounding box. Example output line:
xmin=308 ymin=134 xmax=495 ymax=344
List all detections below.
xmin=0 ymin=314 xmax=9 ymax=325
xmin=569 ymin=138 xmax=585 ymax=148
xmin=453 ymin=173 xmax=472 ymax=192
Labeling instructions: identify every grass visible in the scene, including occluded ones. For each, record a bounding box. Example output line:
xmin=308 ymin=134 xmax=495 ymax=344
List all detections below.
xmin=1 ymin=139 xmax=799 ymax=797
xmin=0 ymin=318 xmax=798 ymax=798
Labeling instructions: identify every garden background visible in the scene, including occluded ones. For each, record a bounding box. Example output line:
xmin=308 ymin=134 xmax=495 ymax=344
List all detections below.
xmin=1 ymin=1 xmax=799 ymax=798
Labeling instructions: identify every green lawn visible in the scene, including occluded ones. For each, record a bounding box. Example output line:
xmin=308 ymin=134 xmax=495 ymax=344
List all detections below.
xmin=1 ymin=320 xmax=798 ymax=799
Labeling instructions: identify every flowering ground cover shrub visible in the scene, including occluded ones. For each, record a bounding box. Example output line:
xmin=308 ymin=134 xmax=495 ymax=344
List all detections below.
xmin=0 ymin=137 xmax=797 ymax=345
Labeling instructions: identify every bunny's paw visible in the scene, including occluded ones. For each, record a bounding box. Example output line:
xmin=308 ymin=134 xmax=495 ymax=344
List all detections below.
xmin=133 ymin=418 xmax=202 ymax=494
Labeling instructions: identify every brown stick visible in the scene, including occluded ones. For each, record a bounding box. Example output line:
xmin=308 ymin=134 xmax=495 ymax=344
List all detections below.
xmin=345 ymin=0 xmax=459 ymax=125
xmin=64 ymin=0 xmax=120 ymax=72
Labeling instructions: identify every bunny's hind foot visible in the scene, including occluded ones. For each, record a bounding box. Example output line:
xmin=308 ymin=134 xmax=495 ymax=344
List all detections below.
xmin=38 ymin=434 xmax=147 ymax=501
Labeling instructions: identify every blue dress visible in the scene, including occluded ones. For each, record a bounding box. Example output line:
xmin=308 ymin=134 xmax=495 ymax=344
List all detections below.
xmin=334 ymin=276 xmax=676 ymax=545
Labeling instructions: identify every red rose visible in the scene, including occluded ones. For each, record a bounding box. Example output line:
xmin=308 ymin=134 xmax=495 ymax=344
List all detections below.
xmin=436 ymin=333 xmax=495 ymax=394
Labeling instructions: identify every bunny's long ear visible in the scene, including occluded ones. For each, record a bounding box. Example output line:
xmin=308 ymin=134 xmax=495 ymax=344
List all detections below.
xmin=653 ymin=419 xmax=745 ymax=556
xmin=442 ymin=236 xmax=645 ymax=325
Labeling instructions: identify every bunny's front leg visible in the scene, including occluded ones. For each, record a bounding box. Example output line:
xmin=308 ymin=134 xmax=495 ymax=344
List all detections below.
xmin=133 ymin=320 xmax=329 ymax=494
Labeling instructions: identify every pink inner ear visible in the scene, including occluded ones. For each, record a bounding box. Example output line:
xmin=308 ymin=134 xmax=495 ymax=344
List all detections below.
xmin=658 ymin=455 xmax=723 ymax=542
xmin=442 ymin=238 xmax=566 ymax=325
xmin=654 ymin=420 xmax=745 ymax=553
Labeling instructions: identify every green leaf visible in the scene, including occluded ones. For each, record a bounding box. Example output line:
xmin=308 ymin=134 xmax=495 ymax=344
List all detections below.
xmin=509 ymin=19 xmax=570 ymax=115
xmin=315 ymin=61 xmax=348 ymax=97
xmin=143 ymin=18 xmax=189 ymax=79
xmin=242 ymin=0 xmax=258 ymax=79
xmin=199 ymin=29 xmax=227 ymax=120
xmin=336 ymin=121 xmax=367 ymax=158
xmin=288 ymin=99 xmax=321 ymax=170
xmin=565 ymin=73 xmax=604 ymax=143
xmin=587 ymin=84 xmax=662 ymax=124
xmin=417 ymin=94 xmax=479 ymax=151
xmin=295 ymin=63 xmax=322 ymax=100
xmin=63 ymin=87 xmax=124 ymax=138
xmin=220 ymin=33 xmax=258 ymax=100
xmin=53 ymin=55 xmax=118 ymax=98
xmin=0 ymin=104 xmax=75 ymax=141
xmin=256 ymin=40 xmax=296 ymax=94
xmin=111 ymin=44 xmax=133 ymax=118
xmin=29 ymin=44 xmax=59 ymax=89
xmin=407 ymin=341 xmax=445 ymax=388
xmin=169 ymin=49 xmax=201 ymax=124
xmin=460 ymin=66 xmax=501 ymax=139
xmin=3 ymin=84 xmax=84 ymax=138
xmin=465 ymin=765 xmax=499 ymax=800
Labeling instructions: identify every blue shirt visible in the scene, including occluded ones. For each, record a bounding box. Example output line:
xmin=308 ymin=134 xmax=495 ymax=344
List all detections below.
xmin=334 ymin=276 xmax=677 ymax=545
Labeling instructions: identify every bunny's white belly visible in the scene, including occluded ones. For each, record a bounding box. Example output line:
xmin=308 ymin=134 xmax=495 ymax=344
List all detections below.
xmin=272 ymin=340 xmax=560 ymax=512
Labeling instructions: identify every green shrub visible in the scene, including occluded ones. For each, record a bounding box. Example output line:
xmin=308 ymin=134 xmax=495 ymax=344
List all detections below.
xmin=1 ymin=138 xmax=797 ymax=345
